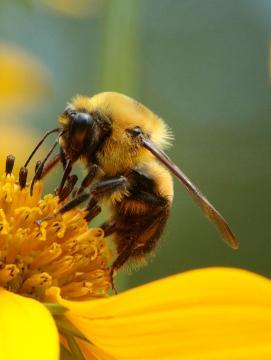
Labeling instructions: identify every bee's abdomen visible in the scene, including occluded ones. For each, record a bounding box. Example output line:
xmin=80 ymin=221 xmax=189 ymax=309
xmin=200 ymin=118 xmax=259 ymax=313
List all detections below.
xmin=110 ymin=183 xmax=171 ymax=270
xmin=116 ymin=200 xmax=170 ymax=249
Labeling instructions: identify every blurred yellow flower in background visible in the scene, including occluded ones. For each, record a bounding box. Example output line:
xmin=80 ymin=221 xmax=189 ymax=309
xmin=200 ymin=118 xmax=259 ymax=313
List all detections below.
xmin=41 ymin=0 xmax=101 ymax=17
xmin=0 ymin=43 xmax=51 ymax=175
xmin=0 ymin=43 xmax=51 ymax=117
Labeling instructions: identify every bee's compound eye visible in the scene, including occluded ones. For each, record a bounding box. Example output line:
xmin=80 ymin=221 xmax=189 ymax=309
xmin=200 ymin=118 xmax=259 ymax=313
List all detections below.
xmin=74 ymin=112 xmax=92 ymax=124
xmin=71 ymin=113 xmax=93 ymax=133
xmin=127 ymin=127 xmax=142 ymax=137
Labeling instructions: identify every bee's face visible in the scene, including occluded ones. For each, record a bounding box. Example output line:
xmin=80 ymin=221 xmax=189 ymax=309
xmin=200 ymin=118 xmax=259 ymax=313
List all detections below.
xmin=59 ymin=106 xmax=112 ymax=162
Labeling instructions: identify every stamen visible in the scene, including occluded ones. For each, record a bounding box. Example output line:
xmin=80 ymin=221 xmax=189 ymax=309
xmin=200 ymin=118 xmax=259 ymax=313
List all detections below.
xmin=0 ymin=209 xmax=9 ymax=235
xmin=61 ymin=281 xmax=93 ymax=298
xmin=21 ymin=272 xmax=52 ymax=293
xmin=0 ymin=264 xmax=20 ymax=286
xmin=47 ymin=255 xmax=75 ymax=279
xmin=51 ymin=221 xmax=66 ymax=238
xmin=19 ymin=167 xmax=28 ymax=189
xmin=0 ymin=162 xmax=110 ymax=301
xmin=5 ymin=155 xmax=15 ymax=175
xmin=30 ymin=242 xmax=62 ymax=269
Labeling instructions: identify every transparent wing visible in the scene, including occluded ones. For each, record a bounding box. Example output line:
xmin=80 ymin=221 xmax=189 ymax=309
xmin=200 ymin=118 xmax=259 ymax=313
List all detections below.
xmin=142 ymin=137 xmax=239 ymax=249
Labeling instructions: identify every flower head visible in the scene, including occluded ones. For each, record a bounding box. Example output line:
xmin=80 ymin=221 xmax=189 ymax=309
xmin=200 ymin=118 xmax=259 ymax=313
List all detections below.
xmin=0 ymin=155 xmax=110 ymax=301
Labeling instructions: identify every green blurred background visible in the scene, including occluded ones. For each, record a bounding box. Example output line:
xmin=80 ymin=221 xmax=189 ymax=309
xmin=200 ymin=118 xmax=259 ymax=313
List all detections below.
xmin=0 ymin=0 xmax=270 ymax=291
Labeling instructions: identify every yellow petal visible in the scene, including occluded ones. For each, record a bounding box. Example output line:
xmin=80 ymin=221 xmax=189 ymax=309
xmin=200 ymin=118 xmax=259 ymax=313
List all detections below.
xmin=47 ymin=268 xmax=271 ymax=360
xmin=0 ymin=288 xmax=59 ymax=360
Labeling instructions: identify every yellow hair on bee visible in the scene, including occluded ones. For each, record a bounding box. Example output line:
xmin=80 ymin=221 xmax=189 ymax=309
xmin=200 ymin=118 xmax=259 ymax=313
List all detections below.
xmin=69 ymin=92 xmax=173 ymax=176
xmin=71 ymin=92 xmax=173 ymax=149
xmin=54 ymin=90 xmax=237 ymax=276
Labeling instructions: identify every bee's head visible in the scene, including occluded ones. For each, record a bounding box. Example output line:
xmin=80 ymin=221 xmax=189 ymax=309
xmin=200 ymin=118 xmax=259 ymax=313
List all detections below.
xmin=59 ymin=102 xmax=112 ymax=162
xmin=69 ymin=111 xmax=93 ymax=132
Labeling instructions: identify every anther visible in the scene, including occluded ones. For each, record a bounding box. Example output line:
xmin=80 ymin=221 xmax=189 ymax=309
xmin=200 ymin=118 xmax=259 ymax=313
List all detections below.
xmin=36 ymin=192 xmax=90 ymax=226
xmin=19 ymin=167 xmax=28 ymax=189
xmin=5 ymin=155 xmax=15 ymax=175
xmin=34 ymin=161 xmax=44 ymax=181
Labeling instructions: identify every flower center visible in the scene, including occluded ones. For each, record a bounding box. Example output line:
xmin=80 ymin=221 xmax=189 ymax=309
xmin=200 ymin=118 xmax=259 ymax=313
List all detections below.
xmin=0 ymin=156 xmax=111 ymax=301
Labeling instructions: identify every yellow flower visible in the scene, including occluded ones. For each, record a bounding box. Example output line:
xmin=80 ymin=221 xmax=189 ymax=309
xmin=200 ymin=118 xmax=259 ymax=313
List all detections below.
xmin=1 ymin=155 xmax=271 ymax=359
xmin=0 ymin=154 xmax=110 ymax=359
xmin=48 ymin=267 xmax=271 ymax=360
xmin=0 ymin=43 xmax=51 ymax=117
xmin=0 ymin=44 xmax=51 ymax=176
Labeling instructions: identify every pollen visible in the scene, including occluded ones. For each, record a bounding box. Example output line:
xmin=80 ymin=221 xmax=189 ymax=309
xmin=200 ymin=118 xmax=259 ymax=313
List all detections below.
xmin=0 ymin=155 xmax=111 ymax=301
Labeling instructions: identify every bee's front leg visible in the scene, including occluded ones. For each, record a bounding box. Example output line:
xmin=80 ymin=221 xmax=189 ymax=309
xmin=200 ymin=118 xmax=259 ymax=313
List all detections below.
xmin=50 ymin=175 xmax=129 ymax=217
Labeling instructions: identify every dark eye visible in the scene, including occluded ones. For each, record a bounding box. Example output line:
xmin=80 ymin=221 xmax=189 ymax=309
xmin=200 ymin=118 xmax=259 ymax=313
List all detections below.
xmin=74 ymin=112 xmax=92 ymax=125
xmin=127 ymin=127 xmax=142 ymax=137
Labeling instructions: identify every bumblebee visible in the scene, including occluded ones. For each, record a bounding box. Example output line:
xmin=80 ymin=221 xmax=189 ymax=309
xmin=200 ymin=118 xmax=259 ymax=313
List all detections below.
xmin=27 ymin=92 xmax=238 ymax=277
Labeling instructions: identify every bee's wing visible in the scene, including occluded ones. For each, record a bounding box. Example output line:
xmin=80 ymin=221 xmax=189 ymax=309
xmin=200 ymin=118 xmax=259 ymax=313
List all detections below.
xmin=142 ymin=137 xmax=239 ymax=249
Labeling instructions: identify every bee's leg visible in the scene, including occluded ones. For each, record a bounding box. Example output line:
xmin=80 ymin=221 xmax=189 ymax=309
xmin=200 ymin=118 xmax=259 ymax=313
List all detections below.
xmin=110 ymin=242 xmax=134 ymax=276
xmin=77 ymin=164 xmax=99 ymax=195
xmin=101 ymin=222 xmax=117 ymax=237
xmin=57 ymin=159 xmax=73 ymax=196
xmin=38 ymin=176 xmax=129 ymax=222
xmin=85 ymin=197 xmax=101 ymax=222
xmin=84 ymin=176 xmax=129 ymax=222
xmin=90 ymin=176 xmax=129 ymax=197
xmin=55 ymin=146 xmax=71 ymax=197
xmin=59 ymin=146 xmax=67 ymax=169
xmin=36 ymin=191 xmax=90 ymax=225
xmin=58 ymin=174 xmax=78 ymax=202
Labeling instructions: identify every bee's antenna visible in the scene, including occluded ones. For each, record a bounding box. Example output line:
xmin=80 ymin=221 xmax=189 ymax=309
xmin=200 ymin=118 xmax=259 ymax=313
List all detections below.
xmin=24 ymin=128 xmax=60 ymax=168
xmin=30 ymin=131 xmax=64 ymax=195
